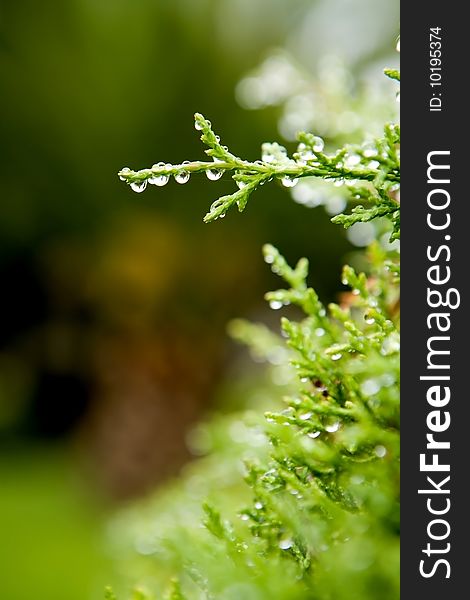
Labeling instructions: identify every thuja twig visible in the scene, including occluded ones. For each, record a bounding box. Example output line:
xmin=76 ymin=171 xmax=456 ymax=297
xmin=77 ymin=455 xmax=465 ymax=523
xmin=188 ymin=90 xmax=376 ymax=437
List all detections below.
xmin=118 ymin=113 xmax=400 ymax=227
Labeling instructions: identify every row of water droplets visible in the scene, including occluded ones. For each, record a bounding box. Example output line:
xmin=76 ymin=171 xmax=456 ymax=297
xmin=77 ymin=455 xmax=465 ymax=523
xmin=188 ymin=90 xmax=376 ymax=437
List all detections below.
xmin=119 ymin=164 xmax=179 ymax=193
xmin=120 ymin=158 xmax=227 ymax=194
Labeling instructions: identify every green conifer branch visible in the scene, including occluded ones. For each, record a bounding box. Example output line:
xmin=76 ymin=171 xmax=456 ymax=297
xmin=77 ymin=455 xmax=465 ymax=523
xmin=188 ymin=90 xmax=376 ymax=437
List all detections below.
xmin=118 ymin=114 xmax=400 ymax=233
xmin=109 ymin=60 xmax=400 ymax=600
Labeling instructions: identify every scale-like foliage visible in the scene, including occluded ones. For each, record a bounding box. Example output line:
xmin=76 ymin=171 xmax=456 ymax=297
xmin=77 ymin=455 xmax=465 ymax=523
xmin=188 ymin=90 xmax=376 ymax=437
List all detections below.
xmin=118 ymin=114 xmax=400 ymax=236
xmin=108 ymin=69 xmax=400 ymax=600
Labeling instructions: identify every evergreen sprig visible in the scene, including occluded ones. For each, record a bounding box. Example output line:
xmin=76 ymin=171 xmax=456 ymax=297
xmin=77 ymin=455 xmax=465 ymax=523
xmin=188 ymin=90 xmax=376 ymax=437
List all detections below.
xmin=118 ymin=114 xmax=400 ymax=234
xmin=106 ymin=241 xmax=400 ymax=600
xmin=109 ymin=62 xmax=400 ymax=600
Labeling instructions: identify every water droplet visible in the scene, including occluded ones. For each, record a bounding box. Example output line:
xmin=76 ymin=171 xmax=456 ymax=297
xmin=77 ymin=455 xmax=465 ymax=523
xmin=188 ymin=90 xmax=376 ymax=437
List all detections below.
xmin=313 ymin=137 xmax=324 ymax=152
xmin=352 ymin=288 xmax=360 ymax=296
xmin=380 ymin=373 xmax=395 ymax=387
xmin=361 ymin=378 xmax=380 ymax=396
xmin=325 ymin=421 xmax=340 ymax=433
xmin=148 ymin=174 xmax=169 ymax=186
xmin=269 ymin=300 xmax=283 ymax=310
xmin=281 ymin=176 xmax=298 ymax=188
xmin=206 ymin=169 xmax=223 ymax=181
xmin=279 ymin=538 xmax=293 ymax=550
xmin=365 ymin=317 xmax=375 ymax=325
xmin=345 ymin=155 xmax=361 ymax=168
xmin=380 ymin=333 xmax=400 ymax=356
xmin=262 ymin=151 xmax=275 ymax=162
xmin=367 ymin=160 xmax=380 ymax=169
xmin=152 ymin=162 xmax=165 ymax=170
xmin=254 ymin=501 xmax=263 ymax=510
xmin=375 ymin=445 xmax=387 ymax=458
xmin=363 ymin=147 xmax=377 ymax=158
xmin=130 ymin=180 xmax=148 ymax=193
xmin=381 ymin=333 xmax=400 ymax=355
xmin=299 ymin=149 xmax=316 ymax=164
xmin=175 ymin=170 xmax=190 ymax=184
xmin=308 ymin=431 xmax=320 ymax=439
xmin=315 ymin=328 xmax=325 ymax=337
xmin=240 ymin=514 xmax=249 ymax=521
xmin=236 ymin=181 xmax=247 ymax=189
xmin=299 ymin=412 xmax=312 ymax=421
xmin=331 ymin=353 xmax=342 ymax=361
xmin=119 ymin=167 xmax=131 ymax=181
xmin=194 ymin=120 xmax=203 ymax=131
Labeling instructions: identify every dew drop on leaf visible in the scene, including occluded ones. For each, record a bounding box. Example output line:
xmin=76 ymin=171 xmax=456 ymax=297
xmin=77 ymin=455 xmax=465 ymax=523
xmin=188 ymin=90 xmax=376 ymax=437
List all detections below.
xmin=313 ymin=137 xmax=325 ymax=152
xmin=119 ymin=167 xmax=131 ymax=181
xmin=279 ymin=538 xmax=293 ymax=550
xmin=375 ymin=445 xmax=387 ymax=458
xmin=262 ymin=151 xmax=275 ymax=163
xmin=148 ymin=175 xmax=169 ymax=186
xmin=130 ymin=180 xmax=148 ymax=193
xmin=206 ymin=169 xmax=223 ymax=181
xmin=281 ymin=176 xmax=298 ymax=188
xmin=325 ymin=421 xmax=340 ymax=433
xmin=175 ymin=171 xmax=190 ymax=184
xmin=345 ymin=155 xmax=361 ymax=167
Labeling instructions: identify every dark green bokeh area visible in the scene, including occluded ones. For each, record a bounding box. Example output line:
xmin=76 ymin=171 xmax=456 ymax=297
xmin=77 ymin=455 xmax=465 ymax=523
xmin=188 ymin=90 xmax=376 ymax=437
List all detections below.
xmin=0 ymin=1 xmax=398 ymax=598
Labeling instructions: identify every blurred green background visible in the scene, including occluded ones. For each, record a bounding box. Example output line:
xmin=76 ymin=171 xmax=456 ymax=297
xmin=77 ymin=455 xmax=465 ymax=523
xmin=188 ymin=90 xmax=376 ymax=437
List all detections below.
xmin=0 ymin=1 xmax=398 ymax=598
